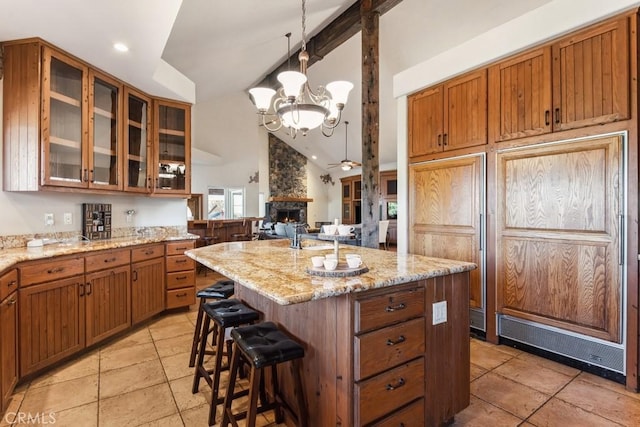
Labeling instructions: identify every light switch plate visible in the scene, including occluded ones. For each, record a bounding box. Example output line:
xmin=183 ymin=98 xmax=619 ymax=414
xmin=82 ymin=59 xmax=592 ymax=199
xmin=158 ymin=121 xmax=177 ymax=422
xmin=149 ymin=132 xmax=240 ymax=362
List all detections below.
xmin=432 ymin=301 xmax=447 ymax=325
xmin=63 ymin=212 xmax=73 ymax=225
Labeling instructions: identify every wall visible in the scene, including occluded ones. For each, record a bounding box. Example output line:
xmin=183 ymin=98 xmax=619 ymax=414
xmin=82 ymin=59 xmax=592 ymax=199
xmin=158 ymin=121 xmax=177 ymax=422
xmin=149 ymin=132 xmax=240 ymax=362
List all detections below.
xmin=0 ymin=79 xmax=188 ymax=239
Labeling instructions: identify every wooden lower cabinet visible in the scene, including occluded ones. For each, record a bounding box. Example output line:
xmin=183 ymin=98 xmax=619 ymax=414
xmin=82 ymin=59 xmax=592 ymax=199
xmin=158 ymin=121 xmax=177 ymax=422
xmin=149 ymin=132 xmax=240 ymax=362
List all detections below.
xmin=19 ymin=276 xmax=86 ymax=376
xmin=1 ymin=270 xmax=18 ymax=413
xmin=85 ymin=265 xmax=131 ymax=346
xmin=165 ymin=241 xmax=196 ymax=309
xmin=235 ymin=273 xmax=470 ymax=426
xmin=131 ymin=244 xmax=165 ymax=324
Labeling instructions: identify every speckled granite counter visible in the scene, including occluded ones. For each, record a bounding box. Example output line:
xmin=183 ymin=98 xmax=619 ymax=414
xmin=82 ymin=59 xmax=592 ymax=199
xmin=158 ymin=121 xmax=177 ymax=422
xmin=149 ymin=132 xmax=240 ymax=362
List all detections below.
xmin=0 ymin=232 xmax=198 ymax=272
xmin=185 ymin=239 xmax=476 ymax=305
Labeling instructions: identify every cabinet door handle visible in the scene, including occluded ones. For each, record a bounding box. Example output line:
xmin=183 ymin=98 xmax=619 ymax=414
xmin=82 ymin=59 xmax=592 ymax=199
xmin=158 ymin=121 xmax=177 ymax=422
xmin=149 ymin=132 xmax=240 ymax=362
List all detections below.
xmin=545 ymin=110 xmax=550 ymax=126
xmin=386 ymin=335 xmax=406 ymax=346
xmin=155 ymin=178 xmax=159 ymax=189
xmin=176 ymin=275 xmax=187 ymax=280
xmin=176 ymin=259 xmax=187 ymax=264
xmin=176 ymin=247 xmax=188 ymax=251
xmin=7 ymin=297 xmax=16 ymax=306
xmin=104 ymin=257 xmax=117 ymax=263
xmin=147 ymin=177 xmax=152 ymax=190
xmin=554 ymin=108 xmax=560 ymax=124
xmin=86 ymin=282 xmax=92 ymax=295
xmin=385 ymin=303 xmax=406 ymax=312
xmin=385 ymin=378 xmax=405 ymax=391
xmin=8 ymin=280 xmax=17 ymax=288
xmin=132 ymin=270 xmax=138 ymax=282
xmin=437 ymin=134 xmax=442 ymax=146
xmin=83 ymin=168 xmax=89 ymax=182
xmin=79 ymin=283 xmax=85 ymax=297
xmin=176 ymin=292 xmax=187 ymax=297
xmin=443 ymin=133 xmax=448 ymax=146
xmin=144 ymin=249 xmax=155 ymax=255
xmin=47 ymin=267 xmax=64 ymax=274
xmin=90 ymin=169 xmax=95 ymax=183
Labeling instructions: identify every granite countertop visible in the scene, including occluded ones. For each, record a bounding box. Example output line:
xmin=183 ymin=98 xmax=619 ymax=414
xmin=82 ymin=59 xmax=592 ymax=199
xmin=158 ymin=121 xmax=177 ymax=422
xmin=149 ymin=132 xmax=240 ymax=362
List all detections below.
xmin=185 ymin=239 xmax=476 ymax=305
xmin=0 ymin=232 xmax=198 ymax=273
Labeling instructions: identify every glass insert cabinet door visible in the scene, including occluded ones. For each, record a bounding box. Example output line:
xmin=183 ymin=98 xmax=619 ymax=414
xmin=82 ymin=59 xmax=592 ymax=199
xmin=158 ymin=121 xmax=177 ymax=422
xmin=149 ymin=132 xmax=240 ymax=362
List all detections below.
xmin=88 ymin=71 xmax=122 ymax=190
xmin=154 ymin=100 xmax=191 ymax=194
xmin=42 ymin=47 xmax=88 ymax=187
xmin=124 ymin=88 xmax=152 ymax=193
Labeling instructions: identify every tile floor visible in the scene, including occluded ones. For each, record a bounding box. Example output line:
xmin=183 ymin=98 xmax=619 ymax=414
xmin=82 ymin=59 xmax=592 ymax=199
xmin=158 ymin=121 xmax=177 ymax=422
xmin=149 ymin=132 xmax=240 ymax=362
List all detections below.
xmin=1 ymin=270 xmax=639 ymax=426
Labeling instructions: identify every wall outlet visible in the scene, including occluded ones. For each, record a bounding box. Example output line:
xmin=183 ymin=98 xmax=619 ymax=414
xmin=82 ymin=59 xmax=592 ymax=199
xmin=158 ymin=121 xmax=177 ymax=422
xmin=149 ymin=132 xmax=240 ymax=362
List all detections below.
xmin=432 ymin=301 xmax=447 ymax=325
xmin=63 ymin=212 xmax=73 ymax=225
xmin=44 ymin=213 xmax=54 ymax=226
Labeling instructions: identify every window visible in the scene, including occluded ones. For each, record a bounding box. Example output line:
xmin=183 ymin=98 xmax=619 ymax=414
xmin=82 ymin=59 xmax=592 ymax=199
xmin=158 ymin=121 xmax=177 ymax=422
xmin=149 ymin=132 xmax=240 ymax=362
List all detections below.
xmin=207 ymin=187 xmax=245 ymax=219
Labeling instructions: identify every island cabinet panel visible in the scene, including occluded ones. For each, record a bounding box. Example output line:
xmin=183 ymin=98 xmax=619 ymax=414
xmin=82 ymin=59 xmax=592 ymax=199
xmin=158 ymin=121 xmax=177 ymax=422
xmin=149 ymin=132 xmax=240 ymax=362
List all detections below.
xmin=0 ymin=270 xmax=18 ymax=413
xmin=85 ymin=265 xmax=130 ymax=346
xmin=19 ymin=277 xmax=85 ymax=376
xmin=496 ymin=134 xmax=622 ymax=342
xmin=131 ymin=244 xmax=165 ymax=324
xmin=234 ymin=273 xmax=470 ymax=426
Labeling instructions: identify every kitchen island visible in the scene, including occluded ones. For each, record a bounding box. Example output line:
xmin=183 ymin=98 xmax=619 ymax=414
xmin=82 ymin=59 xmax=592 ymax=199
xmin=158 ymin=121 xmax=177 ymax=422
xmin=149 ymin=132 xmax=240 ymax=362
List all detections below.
xmin=186 ymin=239 xmax=476 ymax=426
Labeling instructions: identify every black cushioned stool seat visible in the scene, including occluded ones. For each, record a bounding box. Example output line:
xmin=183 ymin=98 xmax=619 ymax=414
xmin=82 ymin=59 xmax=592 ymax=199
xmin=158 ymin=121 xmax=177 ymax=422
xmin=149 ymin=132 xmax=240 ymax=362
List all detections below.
xmin=188 ymin=280 xmax=235 ymax=368
xmin=221 ymin=321 xmax=307 ymax=427
xmin=192 ymin=299 xmax=259 ymax=426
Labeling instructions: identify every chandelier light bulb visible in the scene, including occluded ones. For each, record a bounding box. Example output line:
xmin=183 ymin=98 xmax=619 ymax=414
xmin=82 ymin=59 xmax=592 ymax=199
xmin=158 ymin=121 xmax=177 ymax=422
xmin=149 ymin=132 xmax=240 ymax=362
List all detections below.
xmin=341 ymin=164 xmax=352 ymax=171
xmin=277 ymin=71 xmax=307 ymax=99
xmin=249 ymin=88 xmax=276 ymax=112
xmin=326 ymin=80 xmax=354 ymax=108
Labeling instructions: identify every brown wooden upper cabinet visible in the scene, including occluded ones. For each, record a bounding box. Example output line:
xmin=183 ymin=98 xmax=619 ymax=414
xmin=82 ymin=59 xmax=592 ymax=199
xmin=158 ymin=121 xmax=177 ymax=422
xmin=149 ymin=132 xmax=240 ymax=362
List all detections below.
xmin=489 ymin=16 xmax=630 ymax=142
xmin=152 ymin=100 xmax=191 ymax=195
xmin=409 ymin=69 xmax=487 ymax=159
xmin=2 ymin=38 xmax=191 ymax=196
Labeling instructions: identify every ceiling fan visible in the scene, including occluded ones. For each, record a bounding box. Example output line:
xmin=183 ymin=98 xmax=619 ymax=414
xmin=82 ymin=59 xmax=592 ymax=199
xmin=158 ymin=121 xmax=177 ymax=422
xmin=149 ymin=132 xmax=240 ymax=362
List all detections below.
xmin=328 ymin=121 xmax=361 ymax=171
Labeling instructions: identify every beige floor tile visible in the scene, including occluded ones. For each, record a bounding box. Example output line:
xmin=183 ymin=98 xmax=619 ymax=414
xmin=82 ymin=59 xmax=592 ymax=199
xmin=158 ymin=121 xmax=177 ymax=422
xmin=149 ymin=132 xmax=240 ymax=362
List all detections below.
xmin=493 ymin=356 xmax=575 ymax=395
xmin=527 ymin=397 xmax=622 ymax=427
xmin=451 ymin=396 xmax=522 ymax=427
xmin=576 ymin=372 xmax=640 ymax=402
xmin=556 ymin=377 xmax=640 ymax=425
xmin=517 ymin=351 xmax=582 ymax=377
xmin=470 ymin=372 xmax=550 ymax=419
xmin=149 ymin=312 xmax=192 ymax=329
xmin=136 ymin=413 xmax=184 ymax=427
xmin=100 ymin=342 xmax=159 ymax=372
xmin=30 ymin=351 xmax=100 ymax=389
xmin=149 ymin=320 xmax=194 ymax=341
xmin=98 ymin=383 xmax=178 ymax=427
xmin=99 ymin=358 xmax=166 ymax=399
xmin=169 ymin=375 xmax=210 ymax=412
xmin=100 ymin=327 xmax=153 ymax=353
xmin=470 ymin=363 xmax=488 ymax=381
xmin=20 ymin=375 xmax=98 ymax=414
xmin=470 ymin=340 xmax=514 ymax=370
xmin=160 ymin=351 xmax=194 ymax=381
xmin=180 ymin=403 xmax=211 ymax=427
xmin=155 ymin=333 xmax=195 ymax=358
xmin=53 ymin=401 xmax=98 ymax=427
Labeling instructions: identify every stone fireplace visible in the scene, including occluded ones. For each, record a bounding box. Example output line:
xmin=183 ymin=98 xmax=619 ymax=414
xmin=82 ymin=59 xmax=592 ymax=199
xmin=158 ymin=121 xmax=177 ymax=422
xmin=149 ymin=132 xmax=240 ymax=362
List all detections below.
xmin=268 ymin=134 xmax=312 ymax=224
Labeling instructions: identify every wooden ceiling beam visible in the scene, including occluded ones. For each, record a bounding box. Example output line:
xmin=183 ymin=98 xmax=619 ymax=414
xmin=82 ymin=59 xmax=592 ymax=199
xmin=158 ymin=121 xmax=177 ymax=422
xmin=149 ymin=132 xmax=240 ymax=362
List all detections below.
xmin=251 ymin=0 xmax=403 ymax=89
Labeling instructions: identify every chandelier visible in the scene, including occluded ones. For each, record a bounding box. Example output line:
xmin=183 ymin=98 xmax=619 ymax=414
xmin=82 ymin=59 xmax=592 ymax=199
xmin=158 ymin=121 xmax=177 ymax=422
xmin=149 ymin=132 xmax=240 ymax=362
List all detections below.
xmin=249 ymin=0 xmax=353 ymax=138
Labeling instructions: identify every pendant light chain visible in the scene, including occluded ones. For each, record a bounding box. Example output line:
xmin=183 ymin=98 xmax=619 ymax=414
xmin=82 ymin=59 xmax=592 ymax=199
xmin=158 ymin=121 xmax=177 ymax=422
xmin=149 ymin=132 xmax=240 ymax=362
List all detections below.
xmin=301 ymin=0 xmax=307 ymax=52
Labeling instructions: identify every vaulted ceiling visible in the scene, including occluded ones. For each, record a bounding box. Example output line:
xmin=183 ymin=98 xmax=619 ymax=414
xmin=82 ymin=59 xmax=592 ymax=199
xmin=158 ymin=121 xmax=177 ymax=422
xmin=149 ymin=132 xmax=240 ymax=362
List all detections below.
xmin=0 ymin=0 xmax=557 ymax=170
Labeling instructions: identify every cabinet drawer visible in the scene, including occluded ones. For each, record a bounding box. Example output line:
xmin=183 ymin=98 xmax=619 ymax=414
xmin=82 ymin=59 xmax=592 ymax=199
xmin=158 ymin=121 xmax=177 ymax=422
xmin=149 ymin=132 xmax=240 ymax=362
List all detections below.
xmin=355 ymin=287 xmax=424 ymax=333
xmin=166 ymin=287 xmax=195 ymax=309
xmin=355 ymin=317 xmax=425 ymax=381
xmin=167 ymin=271 xmax=195 ymax=290
xmin=131 ymin=244 xmax=164 ymax=263
xmin=20 ymin=257 xmax=85 ymax=286
xmin=85 ymin=249 xmax=130 ymax=273
xmin=355 ymin=358 xmax=424 ymax=426
xmin=0 ymin=269 xmax=18 ymax=301
xmin=370 ymin=398 xmax=425 ymax=427
xmin=166 ymin=255 xmax=195 ymax=272
xmin=166 ymin=240 xmax=195 ymax=256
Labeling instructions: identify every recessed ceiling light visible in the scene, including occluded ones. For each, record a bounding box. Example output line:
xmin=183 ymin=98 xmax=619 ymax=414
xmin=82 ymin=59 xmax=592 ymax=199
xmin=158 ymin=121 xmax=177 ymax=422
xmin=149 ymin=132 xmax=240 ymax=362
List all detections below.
xmin=113 ymin=43 xmax=129 ymax=52
xmin=311 ymin=155 xmax=317 ymax=160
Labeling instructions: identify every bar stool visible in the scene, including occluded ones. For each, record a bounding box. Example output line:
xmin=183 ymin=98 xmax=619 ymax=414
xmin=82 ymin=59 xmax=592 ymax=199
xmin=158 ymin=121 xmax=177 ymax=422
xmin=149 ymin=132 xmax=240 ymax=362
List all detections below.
xmin=188 ymin=280 xmax=235 ymax=367
xmin=221 ymin=321 xmax=307 ymax=427
xmin=192 ymin=299 xmax=259 ymax=425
